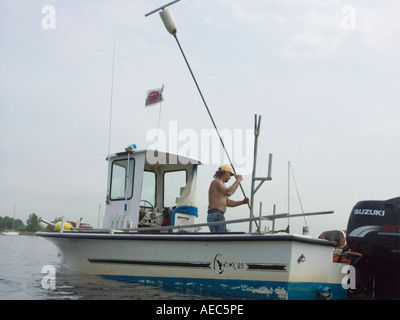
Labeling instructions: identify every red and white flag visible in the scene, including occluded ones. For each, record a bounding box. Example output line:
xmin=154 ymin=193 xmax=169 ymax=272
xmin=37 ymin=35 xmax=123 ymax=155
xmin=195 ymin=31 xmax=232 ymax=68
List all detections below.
xmin=145 ymin=86 xmax=164 ymax=107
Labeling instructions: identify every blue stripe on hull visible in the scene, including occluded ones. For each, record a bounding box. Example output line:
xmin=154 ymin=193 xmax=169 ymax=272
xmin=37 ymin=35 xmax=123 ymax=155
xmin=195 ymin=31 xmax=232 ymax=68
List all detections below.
xmin=99 ymin=274 xmax=347 ymax=300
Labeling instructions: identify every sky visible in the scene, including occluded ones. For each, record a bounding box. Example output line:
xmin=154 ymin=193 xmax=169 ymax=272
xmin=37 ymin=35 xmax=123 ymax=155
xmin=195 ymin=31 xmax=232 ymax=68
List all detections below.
xmin=0 ymin=0 xmax=399 ymax=236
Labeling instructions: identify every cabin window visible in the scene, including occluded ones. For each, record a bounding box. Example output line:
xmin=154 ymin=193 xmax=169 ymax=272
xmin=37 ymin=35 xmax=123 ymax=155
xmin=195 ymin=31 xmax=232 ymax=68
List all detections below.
xmin=163 ymin=170 xmax=187 ymax=208
xmin=110 ymin=158 xmax=135 ymax=200
xmin=141 ymin=171 xmax=156 ymax=207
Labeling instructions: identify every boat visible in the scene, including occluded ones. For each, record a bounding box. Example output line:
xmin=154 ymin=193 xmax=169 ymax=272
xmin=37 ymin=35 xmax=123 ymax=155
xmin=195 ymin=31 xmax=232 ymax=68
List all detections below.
xmin=37 ymin=2 xmax=400 ymax=301
xmin=37 ymin=121 xmax=352 ymax=300
xmin=2 ymin=205 xmax=20 ymax=236
xmin=36 ymin=143 xmax=400 ymax=300
xmin=36 ymin=3 xmax=352 ymax=300
xmin=2 ymin=231 xmax=20 ymax=236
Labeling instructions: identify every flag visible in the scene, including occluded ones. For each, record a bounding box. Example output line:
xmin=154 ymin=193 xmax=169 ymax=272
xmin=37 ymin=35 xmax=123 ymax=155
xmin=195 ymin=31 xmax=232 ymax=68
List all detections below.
xmin=145 ymin=86 xmax=164 ymax=107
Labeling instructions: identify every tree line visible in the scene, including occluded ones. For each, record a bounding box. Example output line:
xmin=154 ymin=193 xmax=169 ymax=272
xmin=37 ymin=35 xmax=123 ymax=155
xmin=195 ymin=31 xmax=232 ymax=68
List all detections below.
xmin=0 ymin=213 xmax=45 ymax=232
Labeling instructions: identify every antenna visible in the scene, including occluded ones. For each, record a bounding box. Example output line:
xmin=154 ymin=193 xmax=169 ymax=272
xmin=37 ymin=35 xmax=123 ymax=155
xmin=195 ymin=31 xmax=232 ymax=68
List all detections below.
xmin=106 ymin=42 xmax=116 ymax=204
xmin=107 ymin=42 xmax=115 ymax=159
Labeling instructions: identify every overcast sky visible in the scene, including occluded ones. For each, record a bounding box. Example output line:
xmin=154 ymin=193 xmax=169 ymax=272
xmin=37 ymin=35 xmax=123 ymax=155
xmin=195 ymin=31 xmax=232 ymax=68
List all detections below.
xmin=1 ymin=0 xmax=399 ymax=236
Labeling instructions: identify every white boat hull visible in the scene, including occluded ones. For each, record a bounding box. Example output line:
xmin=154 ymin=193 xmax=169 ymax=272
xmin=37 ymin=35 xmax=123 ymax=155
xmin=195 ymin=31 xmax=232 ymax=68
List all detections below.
xmin=2 ymin=231 xmax=19 ymax=236
xmin=37 ymin=231 xmax=348 ymax=300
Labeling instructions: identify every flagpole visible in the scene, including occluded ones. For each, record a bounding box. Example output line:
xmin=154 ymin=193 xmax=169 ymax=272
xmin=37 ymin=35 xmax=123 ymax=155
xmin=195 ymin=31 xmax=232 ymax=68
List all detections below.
xmin=145 ymin=86 xmax=165 ymax=150
xmin=155 ymin=101 xmax=162 ymax=150
xmin=156 ymin=85 xmax=164 ymax=150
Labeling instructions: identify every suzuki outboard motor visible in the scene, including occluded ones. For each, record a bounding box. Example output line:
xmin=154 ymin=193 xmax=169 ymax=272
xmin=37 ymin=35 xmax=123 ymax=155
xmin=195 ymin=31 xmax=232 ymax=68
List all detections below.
xmin=346 ymin=196 xmax=400 ymax=299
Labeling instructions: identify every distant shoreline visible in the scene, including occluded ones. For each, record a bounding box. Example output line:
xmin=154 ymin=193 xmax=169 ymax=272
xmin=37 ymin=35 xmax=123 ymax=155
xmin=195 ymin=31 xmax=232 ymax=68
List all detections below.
xmin=20 ymin=231 xmax=35 ymax=236
xmin=1 ymin=231 xmax=35 ymax=236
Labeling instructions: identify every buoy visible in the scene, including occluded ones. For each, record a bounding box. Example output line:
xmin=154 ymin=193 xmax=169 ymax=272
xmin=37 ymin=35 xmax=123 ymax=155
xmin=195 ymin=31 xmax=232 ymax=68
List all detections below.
xmin=159 ymin=8 xmax=177 ymax=36
xmin=54 ymin=221 xmax=73 ymax=232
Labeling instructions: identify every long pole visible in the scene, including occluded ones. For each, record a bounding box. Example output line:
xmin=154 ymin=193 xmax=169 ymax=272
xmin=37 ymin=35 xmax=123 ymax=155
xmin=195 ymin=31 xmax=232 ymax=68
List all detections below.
xmin=173 ymin=35 xmax=249 ymax=204
xmin=110 ymin=210 xmax=334 ymax=233
xmin=147 ymin=5 xmax=248 ymax=202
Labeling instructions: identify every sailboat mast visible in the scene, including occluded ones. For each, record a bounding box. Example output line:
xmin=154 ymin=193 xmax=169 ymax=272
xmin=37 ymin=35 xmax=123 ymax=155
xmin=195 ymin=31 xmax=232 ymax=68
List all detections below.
xmin=12 ymin=204 xmax=16 ymax=230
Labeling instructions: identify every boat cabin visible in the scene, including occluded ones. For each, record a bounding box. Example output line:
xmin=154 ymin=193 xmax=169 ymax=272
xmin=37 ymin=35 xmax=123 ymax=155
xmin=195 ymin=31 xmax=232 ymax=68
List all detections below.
xmin=104 ymin=147 xmax=201 ymax=231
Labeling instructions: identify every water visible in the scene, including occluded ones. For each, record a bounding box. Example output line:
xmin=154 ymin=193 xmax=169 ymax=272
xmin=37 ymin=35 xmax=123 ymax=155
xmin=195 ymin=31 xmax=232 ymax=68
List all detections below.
xmin=0 ymin=235 xmax=230 ymax=300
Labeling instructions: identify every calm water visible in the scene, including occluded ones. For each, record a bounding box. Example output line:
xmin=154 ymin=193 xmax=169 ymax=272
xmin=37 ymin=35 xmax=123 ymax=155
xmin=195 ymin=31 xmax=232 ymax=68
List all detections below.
xmin=0 ymin=235 xmax=232 ymax=300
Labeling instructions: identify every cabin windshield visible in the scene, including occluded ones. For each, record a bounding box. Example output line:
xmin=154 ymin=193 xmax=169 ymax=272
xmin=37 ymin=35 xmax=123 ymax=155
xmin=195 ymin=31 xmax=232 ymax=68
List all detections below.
xmin=110 ymin=158 xmax=135 ymax=200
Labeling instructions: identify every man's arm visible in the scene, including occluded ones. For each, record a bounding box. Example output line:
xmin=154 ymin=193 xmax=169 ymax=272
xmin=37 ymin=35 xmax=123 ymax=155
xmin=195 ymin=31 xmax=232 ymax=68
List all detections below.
xmin=227 ymin=197 xmax=249 ymax=208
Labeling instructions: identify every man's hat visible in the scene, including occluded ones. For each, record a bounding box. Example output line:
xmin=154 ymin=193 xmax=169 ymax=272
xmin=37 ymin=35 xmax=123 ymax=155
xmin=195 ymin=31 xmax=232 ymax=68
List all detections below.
xmin=220 ymin=165 xmax=234 ymax=176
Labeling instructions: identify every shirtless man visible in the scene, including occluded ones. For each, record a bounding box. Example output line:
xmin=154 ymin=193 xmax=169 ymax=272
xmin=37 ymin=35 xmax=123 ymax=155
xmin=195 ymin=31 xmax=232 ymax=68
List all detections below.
xmin=207 ymin=165 xmax=249 ymax=233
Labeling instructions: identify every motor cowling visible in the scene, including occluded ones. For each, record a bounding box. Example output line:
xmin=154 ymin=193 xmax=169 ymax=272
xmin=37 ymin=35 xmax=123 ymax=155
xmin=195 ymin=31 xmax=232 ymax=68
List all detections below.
xmin=346 ymin=196 xmax=400 ymax=299
xmin=346 ymin=196 xmax=400 ymax=260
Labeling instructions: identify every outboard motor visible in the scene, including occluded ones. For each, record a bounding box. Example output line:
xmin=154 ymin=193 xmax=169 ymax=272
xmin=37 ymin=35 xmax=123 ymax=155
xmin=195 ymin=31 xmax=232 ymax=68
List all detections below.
xmin=346 ymin=196 xmax=400 ymax=299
